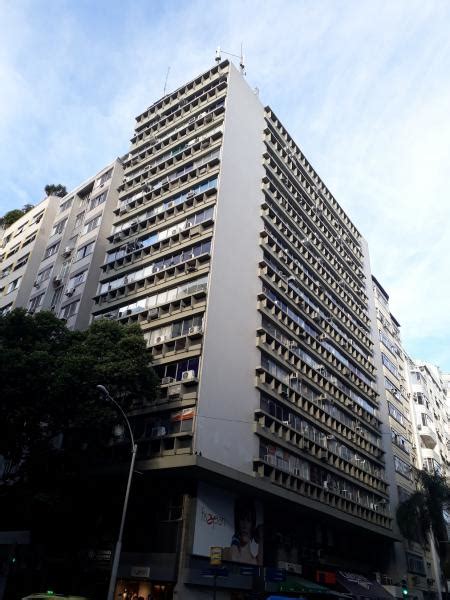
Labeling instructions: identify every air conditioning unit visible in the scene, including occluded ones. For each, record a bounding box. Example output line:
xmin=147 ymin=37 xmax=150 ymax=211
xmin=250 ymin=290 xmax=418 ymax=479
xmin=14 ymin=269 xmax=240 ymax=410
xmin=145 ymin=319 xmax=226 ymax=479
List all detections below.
xmin=65 ymin=288 xmax=75 ymax=297
xmin=148 ymin=308 xmax=159 ymax=319
xmin=161 ymin=376 xmax=175 ymax=385
xmin=151 ymin=426 xmax=166 ymax=438
xmin=155 ymin=335 xmax=166 ymax=344
xmin=166 ymin=201 xmax=174 ymax=209
xmin=33 ymin=281 xmax=40 ymax=288
xmin=181 ymin=370 xmax=196 ymax=382
xmin=53 ymin=276 xmax=62 ymax=286
xmin=169 ymin=228 xmax=178 ymax=236
xmin=62 ymin=247 xmax=72 ymax=257
xmin=119 ymin=206 xmax=127 ymax=215
xmin=186 ymin=190 xmax=195 ymax=199
xmin=188 ymin=325 xmax=202 ymax=335
xmin=188 ymin=117 xmax=196 ymax=124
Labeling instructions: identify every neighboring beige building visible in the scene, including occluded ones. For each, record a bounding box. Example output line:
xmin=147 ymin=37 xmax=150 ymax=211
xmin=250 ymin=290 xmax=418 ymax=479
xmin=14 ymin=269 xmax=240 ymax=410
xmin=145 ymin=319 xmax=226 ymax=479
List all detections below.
xmin=27 ymin=159 xmax=123 ymax=329
xmin=0 ymin=160 xmax=123 ymax=329
xmin=407 ymin=361 xmax=449 ymax=478
xmin=372 ymin=277 xmax=439 ymax=600
xmin=0 ymin=199 xmax=59 ymax=314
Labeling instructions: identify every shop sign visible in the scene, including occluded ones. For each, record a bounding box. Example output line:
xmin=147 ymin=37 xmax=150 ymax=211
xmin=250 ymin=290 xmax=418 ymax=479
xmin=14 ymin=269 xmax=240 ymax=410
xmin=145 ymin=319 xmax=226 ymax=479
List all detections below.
xmin=130 ymin=566 xmax=150 ymax=578
xmin=265 ymin=568 xmax=286 ymax=582
xmin=240 ymin=566 xmax=260 ymax=576
xmin=201 ymin=567 xmax=229 ymax=578
xmin=87 ymin=549 xmax=112 ymax=566
xmin=210 ymin=546 xmax=222 ymax=565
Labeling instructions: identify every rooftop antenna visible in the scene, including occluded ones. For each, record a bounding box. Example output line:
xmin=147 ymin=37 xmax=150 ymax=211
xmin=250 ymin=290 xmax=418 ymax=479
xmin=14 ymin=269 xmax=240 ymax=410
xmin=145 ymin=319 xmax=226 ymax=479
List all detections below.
xmin=163 ymin=66 xmax=171 ymax=96
xmin=214 ymin=43 xmax=246 ymax=75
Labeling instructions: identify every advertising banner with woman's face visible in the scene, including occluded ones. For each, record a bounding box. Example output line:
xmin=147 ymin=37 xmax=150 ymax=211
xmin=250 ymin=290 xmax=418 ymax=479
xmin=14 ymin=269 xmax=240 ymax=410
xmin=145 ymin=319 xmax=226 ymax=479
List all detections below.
xmin=193 ymin=482 xmax=263 ymax=565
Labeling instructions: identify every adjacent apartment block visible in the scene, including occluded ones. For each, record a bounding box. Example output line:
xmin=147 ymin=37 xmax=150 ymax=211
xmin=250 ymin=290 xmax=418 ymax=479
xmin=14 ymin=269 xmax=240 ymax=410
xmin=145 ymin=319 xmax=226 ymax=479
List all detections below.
xmin=0 ymin=160 xmax=123 ymax=328
xmin=372 ymin=277 xmax=439 ymax=600
xmin=0 ymin=199 xmax=59 ymax=315
xmin=408 ymin=361 xmax=449 ymax=478
xmin=91 ymin=60 xmax=399 ymax=600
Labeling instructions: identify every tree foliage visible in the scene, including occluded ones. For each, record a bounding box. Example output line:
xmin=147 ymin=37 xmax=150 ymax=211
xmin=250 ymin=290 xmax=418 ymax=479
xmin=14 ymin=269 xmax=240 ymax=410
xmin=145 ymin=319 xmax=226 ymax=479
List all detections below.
xmin=0 ymin=309 xmax=158 ymax=487
xmin=0 ymin=204 xmax=34 ymax=229
xmin=44 ymin=184 xmax=67 ymax=197
xmin=396 ymin=469 xmax=450 ymax=557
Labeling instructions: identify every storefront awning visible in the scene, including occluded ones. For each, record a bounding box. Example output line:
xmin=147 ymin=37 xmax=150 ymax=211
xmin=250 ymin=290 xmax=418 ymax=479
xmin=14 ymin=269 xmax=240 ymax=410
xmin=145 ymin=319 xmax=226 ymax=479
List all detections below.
xmin=278 ymin=577 xmax=345 ymax=595
xmin=336 ymin=572 xmax=394 ymax=600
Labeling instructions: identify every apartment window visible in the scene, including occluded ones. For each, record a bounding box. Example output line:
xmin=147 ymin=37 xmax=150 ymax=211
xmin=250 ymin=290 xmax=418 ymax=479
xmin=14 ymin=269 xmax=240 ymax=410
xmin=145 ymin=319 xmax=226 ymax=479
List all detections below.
xmin=60 ymin=300 xmax=79 ymax=319
xmin=69 ymin=270 xmax=87 ymax=288
xmin=59 ymin=197 xmax=73 ymax=213
xmin=423 ymin=458 xmax=441 ymax=474
xmin=50 ymin=286 xmax=64 ymax=308
xmin=82 ymin=214 xmax=101 ymax=235
xmin=388 ymin=402 xmax=406 ymax=426
xmin=32 ymin=211 xmax=44 ymax=225
xmin=6 ymin=245 xmax=20 ymax=259
xmin=391 ymin=429 xmax=410 ymax=454
xmin=385 ymin=377 xmax=401 ymax=400
xmin=0 ymin=303 xmax=13 ymax=315
xmin=13 ymin=253 xmax=30 ymax=271
xmin=36 ymin=266 xmax=53 ymax=284
xmin=0 ymin=267 xmax=11 ymax=279
xmin=97 ymin=170 xmax=112 ymax=186
xmin=394 ymin=455 xmax=412 ymax=479
xmin=406 ymin=553 xmax=426 ymax=576
xmin=74 ymin=212 xmax=85 ymax=228
xmin=88 ymin=192 xmax=106 ymax=211
xmin=382 ymin=353 xmax=398 ymax=377
xmin=29 ymin=293 xmax=44 ymax=312
xmin=75 ymin=241 xmax=95 ymax=261
xmin=7 ymin=276 xmax=21 ymax=294
xmin=421 ymin=413 xmax=432 ymax=427
xmin=22 ymin=234 xmax=36 ymax=248
xmin=43 ymin=242 xmax=60 ymax=260
xmin=51 ymin=218 xmax=67 ymax=236
xmin=154 ymin=357 xmax=200 ymax=381
xmin=14 ymin=222 xmax=28 ymax=237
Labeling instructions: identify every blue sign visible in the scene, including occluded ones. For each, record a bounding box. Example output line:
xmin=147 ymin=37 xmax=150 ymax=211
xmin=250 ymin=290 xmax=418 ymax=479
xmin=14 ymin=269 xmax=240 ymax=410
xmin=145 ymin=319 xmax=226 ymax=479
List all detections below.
xmin=240 ymin=566 xmax=260 ymax=576
xmin=266 ymin=568 xmax=286 ymax=582
xmin=201 ymin=567 xmax=229 ymax=578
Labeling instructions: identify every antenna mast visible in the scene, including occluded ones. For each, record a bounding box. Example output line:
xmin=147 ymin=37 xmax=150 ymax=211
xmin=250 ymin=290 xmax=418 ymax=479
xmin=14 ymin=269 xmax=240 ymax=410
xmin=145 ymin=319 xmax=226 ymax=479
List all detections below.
xmin=163 ymin=66 xmax=171 ymax=96
xmin=214 ymin=44 xmax=246 ymax=75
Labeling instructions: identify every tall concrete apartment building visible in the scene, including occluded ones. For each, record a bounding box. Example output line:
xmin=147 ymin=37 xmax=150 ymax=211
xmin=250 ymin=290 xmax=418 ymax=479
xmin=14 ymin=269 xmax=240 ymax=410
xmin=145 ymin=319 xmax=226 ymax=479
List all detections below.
xmin=372 ymin=278 xmax=439 ymax=600
xmin=91 ymin=60 xmax=401 ymax=600
xmin=0 ymin=160 xmax=122 ymax=328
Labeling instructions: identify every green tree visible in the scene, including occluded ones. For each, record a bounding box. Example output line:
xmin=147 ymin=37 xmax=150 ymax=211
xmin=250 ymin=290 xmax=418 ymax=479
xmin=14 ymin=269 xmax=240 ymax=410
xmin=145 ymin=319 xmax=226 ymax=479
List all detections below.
xmin=0 ymin=309 xmax=158 ymax=486
xmin=397 ymin=469 xmax=450 ymax=558
xmin=44 ymin=184 xmax=67 ymax=197
xmin=1 ymin=209 xmax=26 ymax=229
xmin=0 ymin=204 xmax=34 ymax=229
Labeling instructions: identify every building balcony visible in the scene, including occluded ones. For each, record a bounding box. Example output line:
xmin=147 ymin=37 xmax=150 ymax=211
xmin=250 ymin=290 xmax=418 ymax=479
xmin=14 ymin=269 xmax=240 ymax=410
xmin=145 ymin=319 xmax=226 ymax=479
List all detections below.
xmin=417 ymin=424 xmax=437 ymax=449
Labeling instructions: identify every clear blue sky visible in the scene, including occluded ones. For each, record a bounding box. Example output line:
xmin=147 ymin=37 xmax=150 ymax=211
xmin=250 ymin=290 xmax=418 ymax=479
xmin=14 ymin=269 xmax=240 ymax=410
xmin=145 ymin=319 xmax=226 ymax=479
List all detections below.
xmin=1 ymin=0 xmax=450 ymax=371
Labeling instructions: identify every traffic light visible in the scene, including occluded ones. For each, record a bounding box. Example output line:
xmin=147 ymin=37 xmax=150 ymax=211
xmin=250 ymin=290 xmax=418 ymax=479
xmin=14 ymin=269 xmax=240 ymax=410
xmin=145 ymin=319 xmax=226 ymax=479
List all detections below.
xmin=401 ymin=579 xmax=408 ymax=596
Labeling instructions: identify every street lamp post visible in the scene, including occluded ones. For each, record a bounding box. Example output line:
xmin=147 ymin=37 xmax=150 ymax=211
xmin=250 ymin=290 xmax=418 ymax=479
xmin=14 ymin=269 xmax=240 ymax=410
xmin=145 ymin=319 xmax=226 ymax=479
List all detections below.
xmin=97 ymin=385 xmax=138 ymax=600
